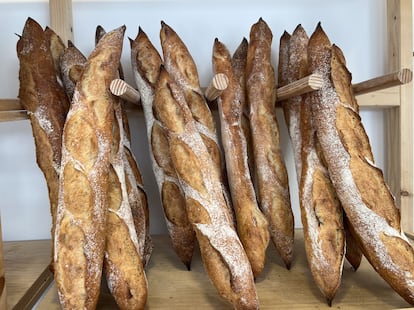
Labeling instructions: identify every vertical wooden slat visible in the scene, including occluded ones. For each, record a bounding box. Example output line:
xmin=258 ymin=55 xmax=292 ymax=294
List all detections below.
xmin=386 ymin=0 xmax=414 ymax=233
xmin=49 ymin=0 xmax=74 ymax=44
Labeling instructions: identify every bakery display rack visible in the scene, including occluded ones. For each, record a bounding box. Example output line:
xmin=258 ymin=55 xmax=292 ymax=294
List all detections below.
xmin=0 ymin=0 xmax=413 ymax=309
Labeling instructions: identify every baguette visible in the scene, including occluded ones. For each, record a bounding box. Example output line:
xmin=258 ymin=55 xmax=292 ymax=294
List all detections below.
xmin=160 ymin=22 xmax=235 ymax=225
xmin=60 ymin=41 xmax=87 ymax=101
xmin=234 ymin=39 xmax=255 ymax=180
xmin=309 ymin=23 xmax=414 ymax=305
xmin=278 ymin=31 xmax=300 ymax=181
xmin=130 ymin=27 xmax=195 ymax=269
xmin=17 ymin=18 xmax=69 ymax=268
xmin=120 ymin=109 xmax=153 ymax=266
xmin=96 ymin=25 xmax=152 ymax=266
xmin=279 ymin=29 xmax=362 ymax=272
xmin=213 ymin=38 xmax=270 ymax=278
xmin=153 ymin=66 xmax=259 ymax=309
xmin=92 ymin=27 xmax=149 ymax=309
xmin=246 ymin=18 xmax=294 ymax=268
xmin=53 ymin=26 xmax=125 ymax=309
xmin=96 ymin=25 xmax=125 ymax=80
xmin=279 ymin=25 xmax=345 ymax=304
xmin=104 ymin=98 xmax=148 ymax=309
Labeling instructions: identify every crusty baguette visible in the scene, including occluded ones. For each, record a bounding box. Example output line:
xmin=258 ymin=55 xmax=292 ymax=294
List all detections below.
xmin=160 ymin=22 xmax=235 ymax=225
xmin=233 ymin=39 xmax=255 ymax=180
xmin=96 ymin=25 xmax=152 ymax=266
xmin=17 ymin=17 xmax=70 ymax=267
xmin=279 ymin=29 xmax=362 ymax=272
xmin=213 ymin=38 xmax=270 ymax=278
xmin=279 ymin=25 xmax=345 ymax=304
xmin=278 ymin=31 xmax=301 ymax=182
xmin=53 ymin=25 xmax=125 ymax=310
xmin=96 ymin=25 xmax=125 ymax=80
xmin=60 ymin=36 xmax=152 ymax=264
xmin=154 ymin=66 xmax=259 ymax=309
xmin=120 ymin=109 xmax=153 ymax=266
xmin=104 ymin=98 xmax=148 ymax=310
xmin=246 ymin=18 xmax=294 ymax=269
xmin=91 ymin=27 xmax=149 ymax=309
xmin=309 ymin=23 xmax=414 ymax=305
xmin=60 ymin=41 xmax=87 ymax=101
xmin=130 ymin=27 xmax=195 ymax=269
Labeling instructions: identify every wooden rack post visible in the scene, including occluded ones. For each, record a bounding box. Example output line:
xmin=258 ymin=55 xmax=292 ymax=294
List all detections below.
xmin=387 ymin=0 xmax=413 ymax=234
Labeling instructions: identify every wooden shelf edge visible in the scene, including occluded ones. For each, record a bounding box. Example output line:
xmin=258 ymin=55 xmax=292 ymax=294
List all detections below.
xmin=12 ymin=265 xmax=53 ymax=310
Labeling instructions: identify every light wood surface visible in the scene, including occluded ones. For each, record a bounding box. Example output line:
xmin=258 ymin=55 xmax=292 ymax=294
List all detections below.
xmin=4 ymin=231 xmax=413 ymax=309
xmin=352 ymin=68 xmax=412 ymax=95
xmin=110 ymin=78 xmax=141 ymax=104
xmin=49 ymin=0 xmax=73 ymax=45
xmin=276 ymin=73 xmax=323 ymax=101
xmin=204 ymin=73 xmax=229 ymax=101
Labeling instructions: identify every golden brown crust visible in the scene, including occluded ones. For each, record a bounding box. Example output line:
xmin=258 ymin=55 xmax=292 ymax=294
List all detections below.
xmin=60 ymin=42 xmax=87 ymax=100
xmin=343 ymin=214 xmax=362 ymax=270
xmin=53 ymin=26 xmax=125 ymax=310
xmin=279 ymin=30 xmax=300 ymax=182
xmin=154 ymin=67 xmax=259 ymax=309
xmin=17 ymin=18 xmax=70 ymax=269
xmin=213 ymin=38 xmax=270 ymax=278
xmin=232 ymin=38 xmax=256 ymax=183
xmin=309 ymin=23 xmax=414 ymax=305
xmin=246 ymin=18 xmax=294 ymax=269
xmin=104 ymin=100 xmax=148 ymax=310
xmin=130 ymin=28 xmax=195 ymax=269
xmin=280 ymin=24 xmax=345 ymax=304
xmin=160 ymin=22 xmax=235 ymax=226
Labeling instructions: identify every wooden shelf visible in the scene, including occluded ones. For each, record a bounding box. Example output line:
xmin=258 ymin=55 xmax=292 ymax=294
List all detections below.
xmin=3 ymin=230 xmax=414 ymax=309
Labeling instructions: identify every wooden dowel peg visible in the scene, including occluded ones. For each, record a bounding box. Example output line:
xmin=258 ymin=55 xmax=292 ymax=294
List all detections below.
xmin=204 ymin=73 xmax=229 ymax=101
xmin=0 ymin=99 xmax=24 ymax=112
xmin=0 ymin=111 xmax=28 ymax=122
xmin=0 ymin=99 xmax=28 ymax=122
xmin=276 ymin=73 xmax=323 ymax=102
xmin=110 ymin=79 xmax=141 ymax=104
xmin=352 ymin=68 xmax=413 ymax=95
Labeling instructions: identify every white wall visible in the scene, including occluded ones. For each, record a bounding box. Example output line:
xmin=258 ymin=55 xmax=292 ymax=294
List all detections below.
xmin=0 ymin=0 xmax=387 ymax=241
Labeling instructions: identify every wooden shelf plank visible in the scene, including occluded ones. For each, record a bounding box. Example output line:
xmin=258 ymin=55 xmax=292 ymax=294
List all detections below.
xmin=4 ymin=232 xmax=413 ymax=309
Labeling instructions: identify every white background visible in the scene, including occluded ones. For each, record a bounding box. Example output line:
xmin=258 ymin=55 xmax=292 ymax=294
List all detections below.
xmin=0 ymin=0 xmax=389 ymax=241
